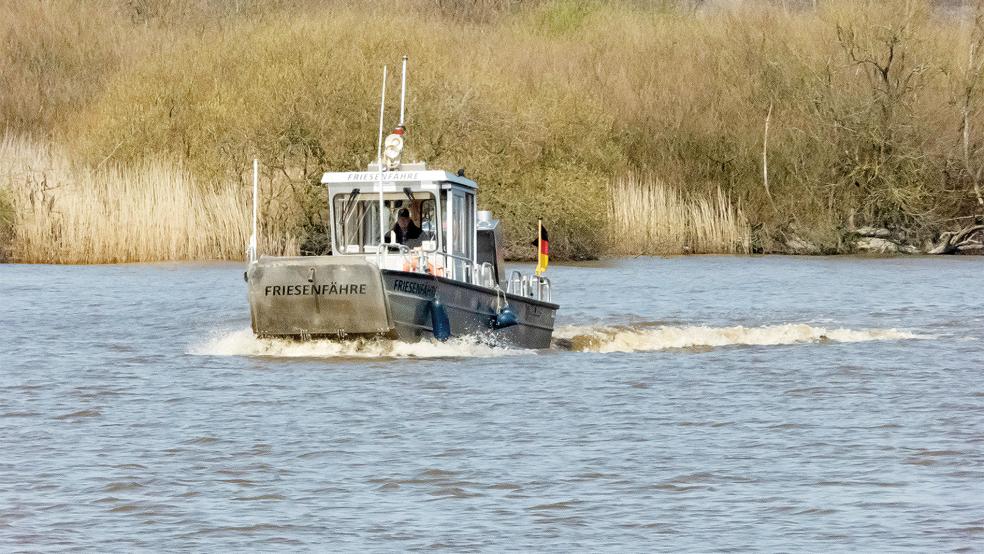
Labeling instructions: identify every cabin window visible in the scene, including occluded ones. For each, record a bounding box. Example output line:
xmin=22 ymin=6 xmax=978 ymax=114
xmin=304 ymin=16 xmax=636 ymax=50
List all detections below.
xmin=445 ymin=189 xmax=475 ymax=278
xmin=451 ymin=191 xmax=474 ymax=259
xmin=332 ymin=192 xmax=438 ymax=253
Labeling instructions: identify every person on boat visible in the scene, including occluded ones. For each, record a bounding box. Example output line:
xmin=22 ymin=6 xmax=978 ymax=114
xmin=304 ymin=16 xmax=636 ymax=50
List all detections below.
xmin=391 ymin=208 xmax=421 ymax=244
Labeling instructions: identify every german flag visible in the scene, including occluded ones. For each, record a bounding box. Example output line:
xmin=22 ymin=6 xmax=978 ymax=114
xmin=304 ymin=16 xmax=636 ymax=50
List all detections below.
xmin=534 ymin=220 xmax=549 ymax=276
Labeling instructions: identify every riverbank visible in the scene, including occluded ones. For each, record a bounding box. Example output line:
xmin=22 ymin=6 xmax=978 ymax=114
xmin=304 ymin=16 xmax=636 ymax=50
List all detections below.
xmin=2 ymin=1 xmax=983 ymax=263
xmin=7 ymin=133 xmax=979 ymax=264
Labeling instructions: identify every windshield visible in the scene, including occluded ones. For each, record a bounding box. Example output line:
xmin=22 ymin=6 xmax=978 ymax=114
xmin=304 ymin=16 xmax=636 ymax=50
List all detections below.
xmin=332 ymin=192 xmax=437 ymax=253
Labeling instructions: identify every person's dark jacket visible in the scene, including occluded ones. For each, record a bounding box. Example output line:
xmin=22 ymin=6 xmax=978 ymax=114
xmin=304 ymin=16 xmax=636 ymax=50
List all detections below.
xmin=391 ymin=221 xmax=422 ymax=244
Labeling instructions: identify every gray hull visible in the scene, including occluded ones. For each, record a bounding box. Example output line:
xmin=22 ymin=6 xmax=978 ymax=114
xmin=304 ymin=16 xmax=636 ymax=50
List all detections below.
xmin=247 ymin=256 xmax=557 ymax=349
xmin=383 ymin=270 xmax=557 ymax=349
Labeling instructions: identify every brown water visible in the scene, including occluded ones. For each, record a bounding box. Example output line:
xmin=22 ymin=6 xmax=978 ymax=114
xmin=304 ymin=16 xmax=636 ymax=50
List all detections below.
xmin=1 ymin=256 xmax=982 ymax=551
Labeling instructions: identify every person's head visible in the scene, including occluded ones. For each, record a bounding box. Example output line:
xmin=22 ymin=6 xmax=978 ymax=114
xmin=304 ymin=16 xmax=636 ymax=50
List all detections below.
xmin=397 ymin=208 xmax=411 ymax=228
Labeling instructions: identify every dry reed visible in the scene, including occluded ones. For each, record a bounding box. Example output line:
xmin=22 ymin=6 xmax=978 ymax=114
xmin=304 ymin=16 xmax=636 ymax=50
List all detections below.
xmin=608 ymin=174 xmax=751 ymax=255
xmin=2 ymin=1 xmax=983 ymax=261
xmin=0 ymin=134 xmax=298 ymax=263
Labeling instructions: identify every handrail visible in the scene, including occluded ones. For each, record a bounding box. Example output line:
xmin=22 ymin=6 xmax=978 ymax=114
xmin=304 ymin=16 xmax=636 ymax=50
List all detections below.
xmin=506 ymin=271 xmax=523 ymax=296
xmin=476 ymin=262 xmax=495 ymax=288
xmin=538 ymin=276 xmax=551 ymax=302
xmin=354 ymin=244 xmax=532 ymax=295
xmin=375 ymin=243 xmax=409 ymax=268
xmin=505 ymin=271 xmax=550 ymax=302
xmin=378 ymin=243 xmax=410 ymax=253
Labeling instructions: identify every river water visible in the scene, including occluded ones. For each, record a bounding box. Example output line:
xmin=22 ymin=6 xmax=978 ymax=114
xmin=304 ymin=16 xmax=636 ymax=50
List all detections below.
xmin=1 ymin=256 xmax=982 ymax=551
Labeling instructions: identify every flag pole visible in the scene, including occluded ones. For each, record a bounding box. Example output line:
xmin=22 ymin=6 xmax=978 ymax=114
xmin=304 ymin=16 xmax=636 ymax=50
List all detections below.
xmin=536 ymin=218 xmax=543 ymax=276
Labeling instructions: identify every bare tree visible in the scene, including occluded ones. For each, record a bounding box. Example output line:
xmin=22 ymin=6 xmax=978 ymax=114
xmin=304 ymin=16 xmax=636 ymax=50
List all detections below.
xmin=960 ymin=5 xmax=984 ymax=208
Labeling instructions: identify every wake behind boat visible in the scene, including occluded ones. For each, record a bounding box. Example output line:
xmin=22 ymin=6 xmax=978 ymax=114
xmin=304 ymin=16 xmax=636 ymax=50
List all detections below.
xmin=244 ymin=57 xmax=558 ymax=349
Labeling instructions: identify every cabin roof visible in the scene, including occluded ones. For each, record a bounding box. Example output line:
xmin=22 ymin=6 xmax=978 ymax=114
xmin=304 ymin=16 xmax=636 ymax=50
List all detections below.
xmin=321 ymin=170 xmax=477 ymax=190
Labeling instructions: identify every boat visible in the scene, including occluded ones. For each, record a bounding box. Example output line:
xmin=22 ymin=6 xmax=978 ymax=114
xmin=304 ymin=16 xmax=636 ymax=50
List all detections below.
xmin=243 ymin=57 xmax=558 ymax=349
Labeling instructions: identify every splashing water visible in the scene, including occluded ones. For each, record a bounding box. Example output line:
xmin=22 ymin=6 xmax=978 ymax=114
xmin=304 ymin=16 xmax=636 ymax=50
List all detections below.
xmin=553 ymin=323 xmax=927 ymax=353
xmin=191 ymin=323 xmax=926 ymax=358
xmin=189 ymin=328 xmax=530 ymax=359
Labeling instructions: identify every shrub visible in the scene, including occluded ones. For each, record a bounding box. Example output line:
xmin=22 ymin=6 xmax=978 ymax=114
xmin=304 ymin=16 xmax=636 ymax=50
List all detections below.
xmin=2 ymin=0 xmax=983 ymax=261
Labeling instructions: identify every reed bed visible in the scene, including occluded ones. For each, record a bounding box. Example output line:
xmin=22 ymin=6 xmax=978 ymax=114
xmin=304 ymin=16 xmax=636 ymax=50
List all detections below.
xmin=608 ymin=174 xmax=751 ymax=256
xmin=0 ymin=134 xmax=298 ymax=263
xmin=2 ymin=1 xmax=983 ymax=261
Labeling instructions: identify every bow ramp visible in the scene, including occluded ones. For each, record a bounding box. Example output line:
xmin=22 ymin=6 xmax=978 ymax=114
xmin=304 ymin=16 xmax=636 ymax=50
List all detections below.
xmin=247 ymin=256 xmax=393 ymax=338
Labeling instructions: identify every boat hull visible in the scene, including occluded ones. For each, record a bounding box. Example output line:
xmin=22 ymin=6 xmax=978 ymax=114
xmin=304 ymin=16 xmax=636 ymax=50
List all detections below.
xmin=383 ymin=269 xmax=557 ymax=349
xmin=246 ymin=256 xmax=557 ymax=348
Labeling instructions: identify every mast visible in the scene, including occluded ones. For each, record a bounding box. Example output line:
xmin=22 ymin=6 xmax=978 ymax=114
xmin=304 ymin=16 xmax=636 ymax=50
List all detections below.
xmin=376 ymin=65 xmax=388 ymax=248
xmin=398 ymin=55 xmax=408 ymax=128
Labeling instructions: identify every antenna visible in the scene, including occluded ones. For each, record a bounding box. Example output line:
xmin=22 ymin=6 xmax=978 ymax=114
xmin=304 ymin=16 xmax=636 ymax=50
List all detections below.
xmin=398 ymin=55 xmax=408 ymax=128
xmin=248 ymin=158 xmax=258 ymax=263
xmin=376 ymin=65 xmax=388 ymax=247
xmin=376 ymin=65 xmax=388 ymax=167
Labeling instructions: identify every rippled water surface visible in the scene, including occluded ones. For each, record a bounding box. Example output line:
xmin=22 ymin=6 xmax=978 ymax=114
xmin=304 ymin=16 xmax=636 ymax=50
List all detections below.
xmin=2 ymin=256 xmax=983 ymax=551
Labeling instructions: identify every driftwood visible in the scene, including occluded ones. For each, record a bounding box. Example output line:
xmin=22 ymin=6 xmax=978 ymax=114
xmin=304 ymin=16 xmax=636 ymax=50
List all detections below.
xmin=928 ymin=224 xmax=984 ymax=254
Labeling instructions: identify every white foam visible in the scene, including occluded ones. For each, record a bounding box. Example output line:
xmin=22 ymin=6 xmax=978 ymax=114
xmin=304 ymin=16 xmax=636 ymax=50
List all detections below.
xmin=190 ymin=323 xmax=928 ymax=359
xmin=552 ymin=323 xmax=926 ymax=353
xmin=189 ymin=328 xmax=530 ymax=359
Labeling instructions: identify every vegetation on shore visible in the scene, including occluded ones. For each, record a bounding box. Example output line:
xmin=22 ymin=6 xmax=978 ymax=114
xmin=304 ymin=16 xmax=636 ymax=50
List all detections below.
xmin=608 ymin=175 xmax=751 ymax=256
xmin=0 ymin=135 xmax=301 ymax=263
xmin=1 ymin=0 xmax=983 ymax=263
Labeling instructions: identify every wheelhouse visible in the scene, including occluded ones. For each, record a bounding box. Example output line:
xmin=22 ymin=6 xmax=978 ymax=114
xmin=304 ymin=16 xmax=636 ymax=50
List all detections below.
xmin=321 ymin=163 xmax=490 ymax=285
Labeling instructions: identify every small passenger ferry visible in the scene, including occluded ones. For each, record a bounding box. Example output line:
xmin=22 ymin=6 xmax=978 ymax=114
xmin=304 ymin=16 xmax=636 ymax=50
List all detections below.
xmin=244 ymin=58 xmax=558 ymax=349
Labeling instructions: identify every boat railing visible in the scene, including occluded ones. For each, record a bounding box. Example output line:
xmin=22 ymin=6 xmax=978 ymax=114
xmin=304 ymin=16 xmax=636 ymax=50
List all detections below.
xmin=539 ymin=276 xmax=551 ymax=302
xmin=393 ymin=248 xmax=477 ymax=282
xmin=394 ymin=247 xmax=443 ymax=276
xmin=507 ymin=270 xmax=524 ymax=295
xmin=506 ymin=270 xmax=551 ymax=302
xmin=475 ymin=262 xmax=496 ymax=288
xmin=375 ymin=243 xmax=411 ymax=267
xmin=373 ymin=248 xmax=510 ymax=292
xmin=384 ymin=249 xmax=499 ymax=288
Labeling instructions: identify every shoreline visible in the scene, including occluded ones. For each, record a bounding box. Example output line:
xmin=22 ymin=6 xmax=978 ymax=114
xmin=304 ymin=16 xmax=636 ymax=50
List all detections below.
xmin=2 ymin=251 xmax=982 ymax=267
